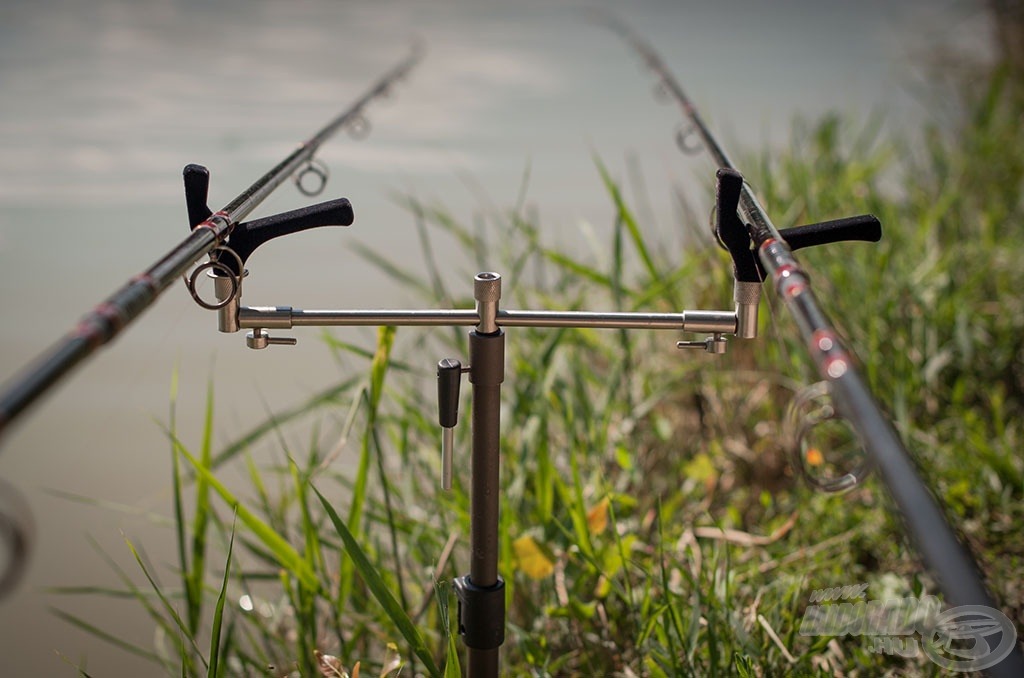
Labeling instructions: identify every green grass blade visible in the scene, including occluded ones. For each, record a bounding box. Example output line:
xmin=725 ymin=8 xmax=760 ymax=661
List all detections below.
xmin=292 ymin=458 xmax=325 ymax=578
xmin=123 ymin=534 xmax=209 ymax=671
xmin=314 ymin=485 xmax=442 ymax=678
xmin=655 ymin=502 xmax=686 ymax=675
xmin=75 ymin=534 xmax=191 ymax=668
xmin=348 ymin=326 xmax=396 ymax=533
xmin=210 ymin=378 xmax=359 ymax=469
xmin=54 ymin=651 xmax=97 ymax=678
xmin=443 ymin=629 xmax=462 ymax=678
xmin=50 ymin=607 xmax=166 ymax=665
xmin=208 ymin=514 xmax=236 ymax=678
xmin=290 ymin=456 xmax=322 ymax=676
xmin=244 ymin=451 xmax=273 ymax=523
xmin=46 ymin=585 xmax=177 ymax=599
xmin=351 ymin=241 xmax=433 ymax=298
xmin=168 ymin=365 xmax=194 ymax=636
xmin=188 ymin=377 xmax=216 ymax=634
xmin=42 ymin=488 xmax=172 ymax=525
xmin=320 ymin=333 xmax=378 ymax=361
xmin=436 ymin=579 xmax=462 ymax=678
xmin=176 ymin=442 xmax=320 ymax=592
xmin=594 ymin=155 xmax=664 ymax=296
xmin=412 ymin=198 xmax=454 ymax=303
xmin=542 ymin=249 xmax=614 ymax=288
xmin=340 ymin=326 xmax=396 ymax=612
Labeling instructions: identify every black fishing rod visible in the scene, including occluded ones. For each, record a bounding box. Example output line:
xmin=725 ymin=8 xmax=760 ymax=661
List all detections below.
xmin=0 ymin=47 xmax=422 ymax=442
xmin=604 ymin=18 xmax=1024 ymax=676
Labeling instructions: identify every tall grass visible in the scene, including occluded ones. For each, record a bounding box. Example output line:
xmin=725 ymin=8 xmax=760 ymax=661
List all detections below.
xmin=55 ymin=46 xmax=1024 ymax=677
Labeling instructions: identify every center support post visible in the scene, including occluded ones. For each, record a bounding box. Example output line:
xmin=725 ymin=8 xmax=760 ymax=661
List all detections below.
xmin=455 ymin=272 xmax=506 ymax=678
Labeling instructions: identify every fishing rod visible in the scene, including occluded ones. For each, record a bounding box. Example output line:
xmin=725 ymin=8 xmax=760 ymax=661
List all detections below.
xmin=0 ymin=47 xmax=422 ymax=597
xmin=0 ymin=46 xmax=421 ymax=441
xmin=603 ymin=17 xmax=1024 ymax=676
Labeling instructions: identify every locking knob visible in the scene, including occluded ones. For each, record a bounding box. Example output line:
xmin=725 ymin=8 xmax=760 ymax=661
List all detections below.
xmin=677 ymin=334 xmax=727 ymax=354
xmin=246 ymin=328 xmax=297 ymax=350
xmin=437 ymin=358 xmax=464 ymax=490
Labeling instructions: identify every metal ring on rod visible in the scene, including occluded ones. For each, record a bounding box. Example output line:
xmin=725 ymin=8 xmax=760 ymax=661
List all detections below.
xmin=294 ymin=157 xmax=330 ymax=197
xmin=183 ymin=245 xmax=244 ymax=310
xmin=346 ymin=113 xmax=371 ymax=140
xmin=652 ymin=80 xmax=672 ymax=104
xmin=785 ymin=381 xmax=872 ymax=494
xmin=675 ymin=124 xmax=703 ymax=155
xmin=0 ymin=480 xmax=33 ymax=598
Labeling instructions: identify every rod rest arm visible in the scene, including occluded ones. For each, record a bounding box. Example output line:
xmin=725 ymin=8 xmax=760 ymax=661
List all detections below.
xmin=714 ymin=168 xmax=882 ymax=284
xmin=184 ymin=164 xmax=353 ymax=277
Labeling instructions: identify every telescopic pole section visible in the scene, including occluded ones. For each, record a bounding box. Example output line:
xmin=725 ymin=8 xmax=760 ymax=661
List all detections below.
xmin=454 ymin=272 xmax=506 ymax=678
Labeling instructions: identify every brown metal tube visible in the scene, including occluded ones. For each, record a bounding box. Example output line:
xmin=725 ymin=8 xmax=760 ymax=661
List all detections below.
xmin=467 ymin=330 xmax=504 ymax=584
xmin=466 ymin=328 xmax=504 ymax=678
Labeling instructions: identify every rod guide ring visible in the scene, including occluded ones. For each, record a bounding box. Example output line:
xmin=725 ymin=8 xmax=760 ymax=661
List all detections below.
xmin=184 ymin=245 xmax=245 ymax=310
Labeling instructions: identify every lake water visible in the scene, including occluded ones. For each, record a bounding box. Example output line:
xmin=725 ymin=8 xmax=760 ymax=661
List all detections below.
xmin=0 ymin=0 xmax=990 ymax=674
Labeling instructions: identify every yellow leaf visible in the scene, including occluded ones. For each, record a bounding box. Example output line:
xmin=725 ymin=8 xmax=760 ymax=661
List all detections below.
xmin=683 ymin=452 xmax=717 ymax=484
xmin=512 ymin=534 xmax=555 ymax=580
xmin=594 ymin=574 xmax=612 ymax=599
xmin=586 ymin=497 xmax=610 ymax=536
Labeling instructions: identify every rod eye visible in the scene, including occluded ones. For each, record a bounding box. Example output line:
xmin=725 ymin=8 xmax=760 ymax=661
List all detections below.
xmin=346 ymin=114 xmax=371 ymax=140
xmin=675 ymin=124 xmax=702 ymax=155
xmin=785 ymin=382 xmax=872 ymax=493
xmin=0 ymin=480 xmax=33 ymax=598
xmin=293 ymin=158 xmax=330 ymax=197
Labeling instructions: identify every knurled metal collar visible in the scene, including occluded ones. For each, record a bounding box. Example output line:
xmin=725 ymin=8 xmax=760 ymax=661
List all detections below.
xmin=474 ymin=272 xmax=501 ymax=302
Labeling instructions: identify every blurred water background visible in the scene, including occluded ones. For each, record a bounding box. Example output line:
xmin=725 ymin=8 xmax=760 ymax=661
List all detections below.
xmin=0 ymin=0 xmax=989 ymax=674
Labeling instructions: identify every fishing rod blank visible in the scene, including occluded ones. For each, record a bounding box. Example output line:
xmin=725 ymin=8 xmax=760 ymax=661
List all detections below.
xmin=604 ymin=19 xmax=1024 ymax=677
xmin=0 ymin=47 xmax=422 ymax=442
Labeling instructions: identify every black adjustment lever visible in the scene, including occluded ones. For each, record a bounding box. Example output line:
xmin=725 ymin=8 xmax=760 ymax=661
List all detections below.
xmin=714 ymin=168 xmax=882 ymax=282
xmin=183 ymin=164 xmax=355 ymax=276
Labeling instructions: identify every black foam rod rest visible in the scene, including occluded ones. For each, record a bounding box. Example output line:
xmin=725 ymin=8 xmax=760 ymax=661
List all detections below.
xmin=779 ymin=214 xmax=881 ymax=251
xmin=715 ymin=167 xmax=761 ymax=283
xmin=183 ymin=164 xmax=213 ymax=229
xmin=219 ymin=198 xmax=355 ymax=273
